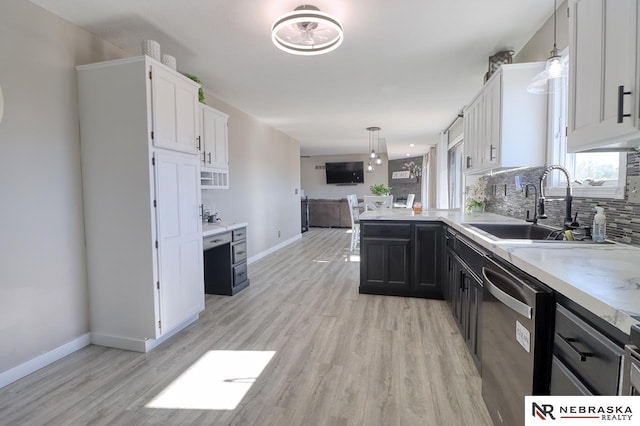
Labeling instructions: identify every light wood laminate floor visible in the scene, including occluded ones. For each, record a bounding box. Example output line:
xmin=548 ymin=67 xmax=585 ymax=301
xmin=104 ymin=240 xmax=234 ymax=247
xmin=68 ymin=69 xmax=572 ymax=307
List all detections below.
xmin=0 ymin=228 xmax=492 ymax=426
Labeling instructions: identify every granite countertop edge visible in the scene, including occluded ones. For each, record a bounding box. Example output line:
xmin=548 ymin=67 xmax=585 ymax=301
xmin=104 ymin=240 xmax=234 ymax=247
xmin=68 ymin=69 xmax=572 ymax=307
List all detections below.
xmin=202 ymin=222 xmax=248 ymax=237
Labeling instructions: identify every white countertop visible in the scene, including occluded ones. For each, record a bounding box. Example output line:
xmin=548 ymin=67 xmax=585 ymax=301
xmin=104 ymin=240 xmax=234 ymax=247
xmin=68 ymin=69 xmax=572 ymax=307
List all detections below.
xmin=360 ymin=209 xmax=640 ymax=335
xmin=202 ymin=221 xmax=247 ymax=237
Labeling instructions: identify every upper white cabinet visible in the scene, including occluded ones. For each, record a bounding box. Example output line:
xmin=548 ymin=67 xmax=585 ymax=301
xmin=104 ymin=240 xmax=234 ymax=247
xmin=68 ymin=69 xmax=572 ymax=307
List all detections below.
xmin=151 ymin=64 xmax=200 ymax=154
xmin=200 ymin=104 xmax=230 ymax=189
xmin=76 ymin=56 xmax=204 ymax=352
xmin=463 ymin=63 xmax=547 ymax=174
xmin=568 ymin=0 xmax=640 ymax=152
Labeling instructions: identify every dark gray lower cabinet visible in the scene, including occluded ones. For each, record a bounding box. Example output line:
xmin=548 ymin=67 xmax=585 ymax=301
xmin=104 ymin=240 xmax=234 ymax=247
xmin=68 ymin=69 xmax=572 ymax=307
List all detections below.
xmin=414 ymin=224 xmax=444 ymax=299
xmin=445 ymin=228 xmax=484 ymax=372
xmin=359 ymin=221 xmax=443 ymax=298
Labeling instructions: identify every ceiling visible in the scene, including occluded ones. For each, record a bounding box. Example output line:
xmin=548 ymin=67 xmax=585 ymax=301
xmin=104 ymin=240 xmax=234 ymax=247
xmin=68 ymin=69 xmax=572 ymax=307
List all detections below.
xmin=30 ymin=0 xmax=552 ymax=159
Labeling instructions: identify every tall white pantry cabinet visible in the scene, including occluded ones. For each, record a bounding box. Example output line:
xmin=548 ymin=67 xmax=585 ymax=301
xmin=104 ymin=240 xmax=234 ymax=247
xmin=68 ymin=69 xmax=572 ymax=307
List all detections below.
xmin=76 ymin=56 xmax=205 ymax=352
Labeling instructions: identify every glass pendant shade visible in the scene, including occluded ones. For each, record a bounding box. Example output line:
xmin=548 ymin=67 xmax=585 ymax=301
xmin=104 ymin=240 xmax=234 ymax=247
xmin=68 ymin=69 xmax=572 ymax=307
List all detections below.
xmin=527 ymin=54 xmax=565 ymax=94
xmin=366 ymin=161 xmax=374 ymax=172
xmin=375 ymin=156 xmax=382 ymax=166
xmin=370 ymin=150 xmax=376 ymax=159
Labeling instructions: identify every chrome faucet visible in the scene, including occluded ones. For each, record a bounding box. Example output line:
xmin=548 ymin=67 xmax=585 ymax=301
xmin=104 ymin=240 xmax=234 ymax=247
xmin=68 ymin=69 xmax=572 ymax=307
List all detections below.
xmin=524 ymin=183 xmax=538 ymax=224
xmin=538 ymin=165 xmax=578 ymax=230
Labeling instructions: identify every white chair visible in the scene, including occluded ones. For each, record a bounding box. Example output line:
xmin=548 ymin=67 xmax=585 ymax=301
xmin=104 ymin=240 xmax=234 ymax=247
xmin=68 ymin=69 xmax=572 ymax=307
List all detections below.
xmin=364 ymin=195 xmax=393 ymax=211
xmin=405 ymin=193 xmax=415 ymax=209
xmin=346 ymin=194 xmax=360 ymax=251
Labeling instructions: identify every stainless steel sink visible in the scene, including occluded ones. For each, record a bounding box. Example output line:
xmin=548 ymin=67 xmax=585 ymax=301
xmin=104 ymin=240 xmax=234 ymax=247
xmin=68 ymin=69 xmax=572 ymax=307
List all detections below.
xmin=467 ymin=223 xmax=560 ymax=240
xmin=467 ymin=223 xmax=613 ymax=243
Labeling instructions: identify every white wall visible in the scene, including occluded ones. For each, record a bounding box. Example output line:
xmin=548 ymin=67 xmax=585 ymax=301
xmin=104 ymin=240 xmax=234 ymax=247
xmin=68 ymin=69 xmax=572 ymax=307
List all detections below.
xmin=0 ymin=0 xmax=301 ymax=380
xmin=200 ymin=98 xmax=301 ymax=258
xmin=515 ymin=0 xmax=568 ymax=63
xmin=301 ymin=154 xmax=389 ymax=199
xmin=0 ymin=0 xmax=129 ymax=374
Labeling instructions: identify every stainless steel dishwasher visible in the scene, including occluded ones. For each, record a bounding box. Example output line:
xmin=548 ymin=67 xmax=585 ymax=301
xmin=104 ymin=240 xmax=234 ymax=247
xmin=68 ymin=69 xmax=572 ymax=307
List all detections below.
xmin=481 ymin=257 xmax=553 ymax=426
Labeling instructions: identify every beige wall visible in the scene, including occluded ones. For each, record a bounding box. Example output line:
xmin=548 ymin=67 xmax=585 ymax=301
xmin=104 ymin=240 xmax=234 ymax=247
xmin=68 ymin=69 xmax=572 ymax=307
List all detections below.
xmin=301 ymin=154 xmax=389 ymax=199
xmin=515 ymin=1 xmax=569 ymax=63
xmin=0 ymin=0 xmax=129 ymax=374
xmin=200 ymin=97 xmax=301 ymax=257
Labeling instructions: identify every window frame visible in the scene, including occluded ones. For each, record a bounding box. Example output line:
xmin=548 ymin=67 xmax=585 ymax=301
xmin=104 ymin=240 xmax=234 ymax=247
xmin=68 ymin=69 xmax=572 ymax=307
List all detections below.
xmin=545 ymin=50 xmax=626 ymax=199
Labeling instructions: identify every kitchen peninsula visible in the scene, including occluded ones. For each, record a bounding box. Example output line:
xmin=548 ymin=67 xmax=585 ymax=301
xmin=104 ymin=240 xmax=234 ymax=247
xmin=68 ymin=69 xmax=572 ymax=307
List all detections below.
xmin=359 ymin=208 xmax=640 ymax=336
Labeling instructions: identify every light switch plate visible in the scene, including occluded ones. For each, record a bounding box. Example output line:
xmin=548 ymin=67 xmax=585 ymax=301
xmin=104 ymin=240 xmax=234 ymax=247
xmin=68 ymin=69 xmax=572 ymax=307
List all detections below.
xmin=629 ymin=176 xmax=640 ymax=204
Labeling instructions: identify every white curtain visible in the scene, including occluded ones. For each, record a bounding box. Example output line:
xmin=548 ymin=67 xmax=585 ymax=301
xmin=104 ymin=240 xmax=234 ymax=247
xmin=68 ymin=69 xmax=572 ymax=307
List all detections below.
xmin=436 ymin=131 xmax=449 ymax=209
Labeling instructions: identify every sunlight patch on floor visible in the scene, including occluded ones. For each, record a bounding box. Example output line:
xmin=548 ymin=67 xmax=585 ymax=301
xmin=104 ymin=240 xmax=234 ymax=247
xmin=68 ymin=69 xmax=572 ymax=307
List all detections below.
xmin=344 ymin=254 xmax=360 ymax=262
xmin=146 ymin=350 xmax=276 ymax=410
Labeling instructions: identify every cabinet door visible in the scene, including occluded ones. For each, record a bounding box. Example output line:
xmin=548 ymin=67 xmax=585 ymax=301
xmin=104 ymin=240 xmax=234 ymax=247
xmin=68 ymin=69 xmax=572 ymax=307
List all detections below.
xmin=154 ymin=150 xmax=204 ymax=335
xmin=463 ymin=96 xmax=483 ymax=173
xmin=414 ymin=224 xmax=443 ymax=298
xmin=467 ymin=274 xmax=482 ymax=369
xmin=568 ymin=0 xmax=639 ymax=151
xmin=201 ymin=105 xmax=229 ymax=170
xmin=360 ymin=237 xmax=411 ymax=290
xmin=151 ymin=65 xmax=199 ymax=154
xmin=483 ymin=74 xmax=501 ymax=169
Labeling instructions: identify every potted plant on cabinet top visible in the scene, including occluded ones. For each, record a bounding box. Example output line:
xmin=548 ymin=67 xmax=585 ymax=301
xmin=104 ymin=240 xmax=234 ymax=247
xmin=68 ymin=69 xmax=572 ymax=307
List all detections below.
xmin=370 ymin=184 xmax=391 ymax=195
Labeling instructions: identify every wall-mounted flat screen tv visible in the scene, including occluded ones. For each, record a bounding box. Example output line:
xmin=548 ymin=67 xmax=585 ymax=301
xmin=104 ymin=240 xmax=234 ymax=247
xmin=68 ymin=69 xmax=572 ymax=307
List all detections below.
xmin=325 ymin=161 xmax=364 ymax=184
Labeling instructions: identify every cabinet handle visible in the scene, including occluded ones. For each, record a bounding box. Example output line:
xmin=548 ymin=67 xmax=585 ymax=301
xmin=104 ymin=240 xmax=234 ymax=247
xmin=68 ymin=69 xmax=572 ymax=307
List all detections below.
xmin=210 ymin=239 xmax=223 ymax=243
xmin=202 ymin=152 xmax=207 ymax=163
xmin=466 ymin=156 xmax=472 ymax=169
xmin=617 ymin=85 xmax=632 ymax=123
xmin=489 ymin=144 xmax=496 ymax=161
xmin=238 ymin=272 xmax=246 ymax=277
xmin=199 ymin=204 xmax=204 ymax=218
xmin=197 ymin=136 xmax=201 ymax=151
xmin=556 ymin=333 xmax=591 ymax=362
xmin=236 ymin=250 xmax=245 ymax=255
xmin=207 ymin=153 xmax=212 ymax=164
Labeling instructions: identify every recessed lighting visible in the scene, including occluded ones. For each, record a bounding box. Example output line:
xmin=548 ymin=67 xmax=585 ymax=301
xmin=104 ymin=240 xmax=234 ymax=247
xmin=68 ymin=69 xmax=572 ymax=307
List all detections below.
xmin=406 ymin=153 xmax=411 ymax=157
xmin=409 ymin=144 xmax=415 ymax=147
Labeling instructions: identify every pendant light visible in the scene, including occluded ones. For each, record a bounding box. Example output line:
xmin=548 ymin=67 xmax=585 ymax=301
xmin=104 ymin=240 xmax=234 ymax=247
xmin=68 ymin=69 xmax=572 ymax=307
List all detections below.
xmin=527 ymin=0 xmax=566 ymax=94
xmin=366 ymin=127 xmax=381 ymax=172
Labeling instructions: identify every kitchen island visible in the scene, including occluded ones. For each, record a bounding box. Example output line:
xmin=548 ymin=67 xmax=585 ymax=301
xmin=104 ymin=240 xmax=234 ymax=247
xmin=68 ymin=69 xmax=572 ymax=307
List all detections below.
xmin=359 ymin=209 xmax=640 ymax=336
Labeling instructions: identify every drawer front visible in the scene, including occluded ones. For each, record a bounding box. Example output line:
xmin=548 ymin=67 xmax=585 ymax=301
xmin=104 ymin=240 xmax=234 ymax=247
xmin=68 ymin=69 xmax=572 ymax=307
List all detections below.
xmin=203 ymin=232 xmax=232 ymax=250
xmin=550 ymin=355 xmax=593 ymax=396
xmin=455 ymin=235 xmax=486 ymax=278
xmin=233 ymin=262 xmax=248 ymax=286
xmin=554 ymin=304 xmax=623 ymax=395
xmin=233 ymin=241 xmax=247 ymax=263
xmin=233 ymin=227 xmax=247 ymax=242
xmin=361 ymin=222 xmax=412 ymax=238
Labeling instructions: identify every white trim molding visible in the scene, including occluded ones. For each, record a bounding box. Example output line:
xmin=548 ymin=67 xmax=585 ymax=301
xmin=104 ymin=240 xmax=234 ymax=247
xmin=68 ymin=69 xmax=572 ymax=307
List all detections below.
xmin=0 ymin=334 xmax=91 ymax=389
xmin=248 ymin=234 xmax=302 ymax=265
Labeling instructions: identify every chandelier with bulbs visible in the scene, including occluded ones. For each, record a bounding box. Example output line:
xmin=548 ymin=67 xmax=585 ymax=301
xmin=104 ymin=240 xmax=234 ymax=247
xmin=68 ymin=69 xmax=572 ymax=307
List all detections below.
xmin=366 ymin=126 xmax=382 ymax=172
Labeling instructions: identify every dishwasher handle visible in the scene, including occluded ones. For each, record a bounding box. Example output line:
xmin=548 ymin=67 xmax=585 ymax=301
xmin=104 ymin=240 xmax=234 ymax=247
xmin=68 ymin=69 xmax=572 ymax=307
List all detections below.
xmin=482 ymin=267 xmax=533 ymax=319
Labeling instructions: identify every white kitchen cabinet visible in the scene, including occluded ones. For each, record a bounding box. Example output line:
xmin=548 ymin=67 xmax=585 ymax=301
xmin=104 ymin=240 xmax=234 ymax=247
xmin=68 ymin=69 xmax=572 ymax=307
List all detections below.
xmin=76 ymin=56 xmax=204 ymax=352
xmin=199 ymin=104 xmax=230 ymax=189
xmin=568 ymin=0 xmax=640 ymax=152
xmin=151 ymin=64 xmax=200 ymax=154
xmin=463 ymin=93 xmax=483 ymax=173
xmin=463 ymin=63 xmax=546 ymax=174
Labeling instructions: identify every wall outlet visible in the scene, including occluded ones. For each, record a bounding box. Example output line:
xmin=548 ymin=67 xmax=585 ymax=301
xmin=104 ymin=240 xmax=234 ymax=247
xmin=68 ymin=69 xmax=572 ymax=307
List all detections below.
xmin=629 ymin=176 xmax=640 ymax=204
xmin=278 ymin=230 xmax=281 ymax=238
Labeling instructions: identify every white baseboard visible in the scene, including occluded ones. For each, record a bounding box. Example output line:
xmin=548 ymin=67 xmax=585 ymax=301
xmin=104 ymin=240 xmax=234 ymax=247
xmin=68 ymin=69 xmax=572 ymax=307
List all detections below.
xmin=91 ymin=314 xmax=199 ymax=353
xmin=0 ymin=333 xmax=91 ymax=389
xmin=248 ymin=233 xmax=301 ymax=264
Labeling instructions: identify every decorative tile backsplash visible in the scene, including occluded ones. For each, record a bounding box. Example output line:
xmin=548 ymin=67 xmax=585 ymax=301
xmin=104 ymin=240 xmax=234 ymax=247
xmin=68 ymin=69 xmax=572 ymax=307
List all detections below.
xmin=481 ymin=152 xmax=640 ymax=246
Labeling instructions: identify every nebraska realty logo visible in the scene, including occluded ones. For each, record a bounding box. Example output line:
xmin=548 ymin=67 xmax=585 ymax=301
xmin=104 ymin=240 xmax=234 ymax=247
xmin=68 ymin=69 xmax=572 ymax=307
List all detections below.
xmin=525 ymin=396 xmax=639 ymax=425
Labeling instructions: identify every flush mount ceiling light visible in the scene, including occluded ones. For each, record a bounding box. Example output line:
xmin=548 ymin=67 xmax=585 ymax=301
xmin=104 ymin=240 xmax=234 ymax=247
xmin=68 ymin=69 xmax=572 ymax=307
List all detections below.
xmin=527 ymin=0 xmax=566 ymax=94
xmin=271 ymin=5 xmax=344 ymax=56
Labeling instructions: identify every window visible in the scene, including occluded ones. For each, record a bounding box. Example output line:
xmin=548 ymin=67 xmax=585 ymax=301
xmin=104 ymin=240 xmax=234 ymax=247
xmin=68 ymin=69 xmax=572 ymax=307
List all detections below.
xmin=546 ymin=53 xmax=626 ymax=199
xmin=448 ymin=136 xmax=464 ymax=209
